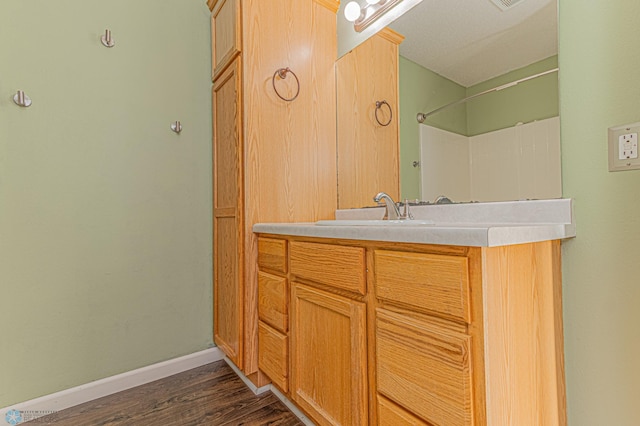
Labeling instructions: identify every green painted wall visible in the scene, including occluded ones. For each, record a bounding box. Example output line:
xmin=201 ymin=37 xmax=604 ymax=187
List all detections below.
xmin=466 ymin=56 xmax=559 ymax=136
xmin=399 ymin=56 xmax=467 ymax=200
xmin=0 ymin=0 xmax=213 ymax=407
xmin=559 ymin=1 xmax=640 ymax=424
xmin=399 ymin=55 xmax=559 ymax=200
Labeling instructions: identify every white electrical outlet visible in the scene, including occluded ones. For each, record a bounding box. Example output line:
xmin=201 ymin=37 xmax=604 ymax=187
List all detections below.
xmin=608 ymin=122 xmax=640 ymax=171
xmin=618 ymin=133 xmax=638 ymax=159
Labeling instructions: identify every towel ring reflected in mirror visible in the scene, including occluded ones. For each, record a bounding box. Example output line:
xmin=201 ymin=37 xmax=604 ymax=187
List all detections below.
xmin=375 ymin=100 xmax=392 ymax=126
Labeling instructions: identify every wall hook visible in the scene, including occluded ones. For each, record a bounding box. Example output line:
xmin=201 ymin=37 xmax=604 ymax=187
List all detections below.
xmin=13 ymin=91 xmax=32 ymax=107
xmin=171 ymin=121 xmax=182 ymax=134
xmin=101 ymin=29 xmax=115 ymax=48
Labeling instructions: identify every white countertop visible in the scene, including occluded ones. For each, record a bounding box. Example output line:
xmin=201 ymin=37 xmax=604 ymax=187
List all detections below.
xmin=252 ymin=199 xmax=576 ymax=247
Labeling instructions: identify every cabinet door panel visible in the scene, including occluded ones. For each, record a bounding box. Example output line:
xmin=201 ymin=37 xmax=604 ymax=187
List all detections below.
xmin=214 ymin=216 xmax=242 ymax=364
xmin=291 ymin=283 xmax=367 ymax=426
xmin=213 ymin=58 xmax=243 ymax=366
xmin=376 ymin=309 xmax=473 ymax=426
xmin=211 ymin=0 xmax=241 ymax=80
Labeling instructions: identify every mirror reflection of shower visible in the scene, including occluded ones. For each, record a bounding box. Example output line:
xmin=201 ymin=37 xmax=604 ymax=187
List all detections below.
xmin=390 ymin=0 xmax=560 ymax=202
xmin=417 ymin=64 xmax=561 ymax=203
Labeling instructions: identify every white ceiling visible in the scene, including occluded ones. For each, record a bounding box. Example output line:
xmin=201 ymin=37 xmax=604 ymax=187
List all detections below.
xmin=388 ymin=0 xmax=558 ymax=87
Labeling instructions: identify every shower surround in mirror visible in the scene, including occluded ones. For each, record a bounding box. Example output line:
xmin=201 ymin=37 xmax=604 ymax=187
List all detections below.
xmin=420 ymin=116 xmax=561 ymax=202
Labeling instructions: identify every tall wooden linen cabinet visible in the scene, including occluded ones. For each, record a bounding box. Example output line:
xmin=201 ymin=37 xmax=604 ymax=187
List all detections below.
xmin=208 ymin=0 xmax=339 ymax=383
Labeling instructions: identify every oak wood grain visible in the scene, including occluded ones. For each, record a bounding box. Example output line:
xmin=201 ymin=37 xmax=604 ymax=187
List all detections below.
xmin=240 ymin=0 xmax=338 ymax=379
xmin=211 ymin=0 xmax=241 ymax=81
xmin=290 ymin=240 xmax=366 ymax=295
xmin=377 ymin=394 xmax=429 ymax=426
xmin=258 ymin=271 xmax=288 ymax=333
xmin=259 ymin=321 xmax=289 ymax=393
xmin=213 ymin=58 xmax=244 ymax=367
xmin=481 ymin=241 xmax=566 ymax=426
xmin=253 ymin=234 xmax=566 ymax=426
xmin=337 ymin=31 xmax=402 ymax=209
xmin=258 ymin=237 xmax=288 ymax=274
xmin=375 ymin=249 xmax=471 ymax=323
xmin=376 ymin=308 xmax=473 ymax=426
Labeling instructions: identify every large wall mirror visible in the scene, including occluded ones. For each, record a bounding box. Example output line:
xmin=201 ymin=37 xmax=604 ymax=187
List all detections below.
xmin=338 ymin=0 xmax=560 ymax=204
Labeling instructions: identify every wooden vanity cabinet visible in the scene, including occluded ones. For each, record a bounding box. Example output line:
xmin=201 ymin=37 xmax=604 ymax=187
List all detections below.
xmin=209 ymin=0 xmax=339 ymax=383
xmin=255 ymin=234 xmax=566 ymax=426
xmin=336 ymin=29 xmax=404 ymax=209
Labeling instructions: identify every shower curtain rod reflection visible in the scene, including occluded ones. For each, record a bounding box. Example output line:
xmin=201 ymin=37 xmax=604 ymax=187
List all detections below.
xmin=416 ymin=68 xmax=559 ymax=123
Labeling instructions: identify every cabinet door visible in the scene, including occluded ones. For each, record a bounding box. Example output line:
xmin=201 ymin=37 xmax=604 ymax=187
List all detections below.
xmin=291 ymin=283 xmax=368 ymax=426
xmin=211 ymin=0 xmax=241 ymax=81
xmin=337 ymin=29 xmax=403 ymax=209
xmin=213 ymin=58 xmax=244 ymax=366
xmin=376 ymin=309 xmax=473 ymax=426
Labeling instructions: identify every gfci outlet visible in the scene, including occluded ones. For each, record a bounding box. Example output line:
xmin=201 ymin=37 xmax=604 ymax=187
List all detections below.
xmin=618 ymin=133 xmax=638 ymax=159
xmin=608 ymin=122 xmax=640 ymax=171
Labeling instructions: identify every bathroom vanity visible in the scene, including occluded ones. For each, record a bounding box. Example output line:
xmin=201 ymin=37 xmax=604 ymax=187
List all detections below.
xmin=253 ymin=199 xmax=574 ymax=426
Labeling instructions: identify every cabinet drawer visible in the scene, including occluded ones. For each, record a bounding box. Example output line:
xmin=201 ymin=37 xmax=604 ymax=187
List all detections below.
xmin=258 ymin=322 xmax=288 ymax=392
xmin=376 ymin=309 xmax=473 ymax=426
xmin=375 ymin=250 xmax=470 ymax=323
xmin=290 ymin=241 xmax=366 ymax=295
xmin=211 ymin=0 xmax=241 ymax=81
xmin=258 ymin=271 xmax=288 ymax=333
xmin=378 ymin=395 xmax=429 ymax=426
xmin=258 ymin=237 xmax=287 ymax=274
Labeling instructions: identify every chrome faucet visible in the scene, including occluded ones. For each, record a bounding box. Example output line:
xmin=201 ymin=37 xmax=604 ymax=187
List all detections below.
xmin=373 ymin=192 xmax=409 ymax=220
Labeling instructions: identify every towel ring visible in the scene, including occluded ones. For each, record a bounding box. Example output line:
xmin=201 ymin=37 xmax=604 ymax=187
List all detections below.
xmin=272 ymin=68 xmax=300 ymax=102
xmin=375 ymin=100 xmax=392 ymax=126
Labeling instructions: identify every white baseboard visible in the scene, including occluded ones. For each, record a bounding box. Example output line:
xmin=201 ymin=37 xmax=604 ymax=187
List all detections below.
xmin=1 ymin=347 xmax=223 ymax=424
xmin=221 ymin=358 xmax=315 ymax=426
xmin=222 ymin=357 xmax=271 ymax=395
xmin=270 ymin=386 xmax=315 ymax=426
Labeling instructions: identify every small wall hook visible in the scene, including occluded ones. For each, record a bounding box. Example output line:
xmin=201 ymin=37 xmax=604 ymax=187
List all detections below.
xmin=101 ymin=29 xmax=115 ymax=48
xmin=13 ymin=90 xmax=32 ymax=107
xmin=171 ymin=121 xmax=182 ymax=134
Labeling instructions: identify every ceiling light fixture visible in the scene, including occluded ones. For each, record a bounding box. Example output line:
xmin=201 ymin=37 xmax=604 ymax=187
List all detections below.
xmin=344 ymin=0 xmax=423 ymax=33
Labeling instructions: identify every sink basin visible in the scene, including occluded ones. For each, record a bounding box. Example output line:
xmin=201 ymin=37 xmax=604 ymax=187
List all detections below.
xmin=315 ymin=219 xmax=435 ymax=226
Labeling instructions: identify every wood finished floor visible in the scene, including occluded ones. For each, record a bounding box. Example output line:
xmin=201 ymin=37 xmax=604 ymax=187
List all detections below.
xmin=26 ymin=361 xmax=303 ymax=426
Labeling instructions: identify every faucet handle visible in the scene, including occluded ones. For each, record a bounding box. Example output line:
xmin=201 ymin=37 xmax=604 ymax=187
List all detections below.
xmin=401 ymin=199 xmax=414 ymax=220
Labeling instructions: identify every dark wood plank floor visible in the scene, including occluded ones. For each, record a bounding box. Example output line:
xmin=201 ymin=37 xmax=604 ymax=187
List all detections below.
xmin=26 ymin=360 xmax=304 ymax=425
